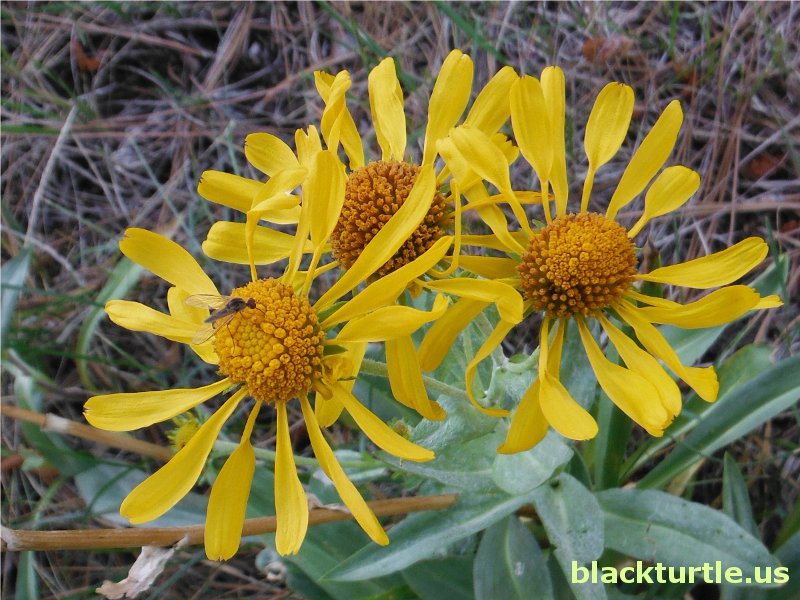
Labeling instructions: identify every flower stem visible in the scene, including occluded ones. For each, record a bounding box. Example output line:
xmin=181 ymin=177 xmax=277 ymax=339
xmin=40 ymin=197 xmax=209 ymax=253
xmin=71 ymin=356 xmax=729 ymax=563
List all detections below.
xmin=359 ymin=358 xmax=469 ymax=402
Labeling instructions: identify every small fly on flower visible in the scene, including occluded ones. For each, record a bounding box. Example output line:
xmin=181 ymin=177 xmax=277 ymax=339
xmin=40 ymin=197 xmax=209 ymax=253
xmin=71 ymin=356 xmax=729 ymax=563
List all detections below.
xmin=185 ymin=294 xmax=259 ymax=344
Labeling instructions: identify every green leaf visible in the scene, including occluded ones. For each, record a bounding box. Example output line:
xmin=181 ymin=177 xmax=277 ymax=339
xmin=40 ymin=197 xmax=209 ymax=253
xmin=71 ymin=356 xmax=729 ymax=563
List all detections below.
xmin=621 ymin=344 xmax=775 ymax=479
xmin=598 ymin=489 xmax=781 ymax=585
xmin=413 ymin=394 xmax=498 ymax=453
xmin=492 ymin=432 xmax=573 ymax=496
xmin=403 ymin=556 xmax=475 ymax=600
xmin=533 ymin=474 xmax=606 ymax=600
xmin=328 ymin=492 xmax=534 ymax=581
xmin=474 ymin=516 xmax=553 ymax=600
xmin=765 ymin=532 xmax=798 ymax=600
xmin=76 ymin=256 xmax=144 ymax=391
xmin=637 ymin=354 xmax=800 ymax=489
xmin=1 ymin=246 xmax=33 ymax=347
xmin=15 ymin=552 xmax=39 ymax=600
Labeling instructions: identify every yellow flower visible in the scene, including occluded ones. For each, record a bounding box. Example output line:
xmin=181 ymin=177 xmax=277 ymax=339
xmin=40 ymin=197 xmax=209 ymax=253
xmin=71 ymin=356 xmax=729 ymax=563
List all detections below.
xmin=425 ymin=66 xmax=782 ymax=451
xmin=195 ymin=51 xmax=528 ymax=423
xmin=84 ymin=154 xmax=447 ymax=559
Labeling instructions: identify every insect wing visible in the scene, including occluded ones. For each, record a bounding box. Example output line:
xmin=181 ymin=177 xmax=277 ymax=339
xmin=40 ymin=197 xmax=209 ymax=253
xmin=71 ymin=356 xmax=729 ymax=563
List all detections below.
xmin=191 ymin=312 xmax=235 ymax=344
xmin=185 ymin=294 xmax=232 ymax=310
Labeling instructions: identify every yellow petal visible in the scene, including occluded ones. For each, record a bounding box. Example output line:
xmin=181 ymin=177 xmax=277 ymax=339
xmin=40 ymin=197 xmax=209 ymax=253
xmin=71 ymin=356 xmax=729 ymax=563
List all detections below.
xmin=294 ymin=125 xmax=323 ymax=167
xmin=464 ymin=319 xmax=515 ymax=417
xmin=85 ymin=378 xmax=232 ymax=431
xmin=300 ymin=396 xmax=388 ymax=545
xmin=615 ymin=300 xmax=718 ymax=402
xmin=120 ymin=228 xmax=217 ymax=297
xmin=632 ymin=286 xmax=762 ymax=328
xmin=511 ymin=75 xmax=553 ymax=183
xmin=637 ymin=237 xmax=768 ymax=288
xmin=120 ymin=388 xmax=246 ymax=523
xmin=249 ymin=168 xmax=306 ymax=211
xmin=755 ymin=294 xmax=783 ymax=309
xmin=628 ymin=166 xmax=700 ymax=238
xmin=166 ymin=287 xmax=218 ymax=364
xmin=274 ymin=400 xmax=308 ymax=555
xmin=336 ymin=295 xmax=449 ymax=342
xmin=497 ymin=379 xmax=549 ymax=454
xmin=333 ymin=384 xmax=435 ymax=461
xmin=322 ymin=236 xmax=452 ymax=328
xmin=581 ymin=82 xmax=634 ymax=211
xmin=422 ymin=50 xmax=473 ymax=166
xmin=315 ymin=166 xmax=436 ymax=310
xmin=540 ymin=66 xmax=568 ymax=216
xmin=315 ymin=394 xmax=344 ymax=428
xmin=315 ymin=70 xmax=365 ymax=170
xmin=598 ymin=313 xmax=681 ymax=416
xmin=458 ymin=256 xmax=520 ymax=279
xmin=368 ymin=57 xmax=406 ymax=161
xmin=576 ymin=318 xmax=670 ymax=436
xmin=424 ymin=278 xmax=523 ymax=324
xmin=245 ymin=133 xmax=300 ymax=176
xmin=386 ymin=336 xmax=446 ymax=420
xmin=105 ymin=299 xmax=199 ymax=343
xmin=203 ymin=221 xmax=311 ymax=265
xmin=606 ymin=100 xmax=684 ymax=220
xmin=464 ymin=66 xmax=517 ymax=134
xmin=418 ymin=297 xmax=488 ymax=372
xmin=306 ymin=150 xmax=346 ymax=248
xmin=205 ymin=402 xmax=261 ymax=560
xmin=197 ymin=171 xmax=261 ymax=212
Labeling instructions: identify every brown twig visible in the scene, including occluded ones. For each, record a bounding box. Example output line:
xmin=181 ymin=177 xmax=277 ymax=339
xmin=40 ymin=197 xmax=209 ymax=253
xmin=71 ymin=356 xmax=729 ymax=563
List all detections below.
xmin=0 ymin=403 xmax=173 ymax=462
xmin=0 ymin=494 xmax=459 ymax=552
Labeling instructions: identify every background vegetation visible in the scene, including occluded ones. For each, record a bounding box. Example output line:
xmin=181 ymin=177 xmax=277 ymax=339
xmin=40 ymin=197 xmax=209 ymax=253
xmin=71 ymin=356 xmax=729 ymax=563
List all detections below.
xmin=2 ymin=2 xmax=798 ymax=598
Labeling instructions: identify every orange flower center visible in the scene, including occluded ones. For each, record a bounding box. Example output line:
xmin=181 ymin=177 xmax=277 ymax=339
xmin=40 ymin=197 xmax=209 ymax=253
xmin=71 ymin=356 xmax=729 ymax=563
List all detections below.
xmin=213 ymin=279 xmax=324 ymax=403
xmin=517 ymin=213 xmax=637 ymax=317
xmin=331 ymin=160 xmax=449 ymax=277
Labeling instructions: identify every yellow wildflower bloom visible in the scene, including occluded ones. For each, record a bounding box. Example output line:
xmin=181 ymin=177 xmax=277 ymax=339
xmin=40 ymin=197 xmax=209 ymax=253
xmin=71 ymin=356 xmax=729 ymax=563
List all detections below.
xmin=196 ymin=51 xmax=528 ymax=423
xmin=426 ymin=66 xmax=782 ymax=451
xmin=85 ymin=149 xmax=446 ymax=559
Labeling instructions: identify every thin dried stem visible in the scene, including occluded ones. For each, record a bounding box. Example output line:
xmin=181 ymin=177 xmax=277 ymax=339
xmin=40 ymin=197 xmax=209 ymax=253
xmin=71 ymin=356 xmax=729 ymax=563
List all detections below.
xmin=1 ymin=494 xmax=459 ymax=552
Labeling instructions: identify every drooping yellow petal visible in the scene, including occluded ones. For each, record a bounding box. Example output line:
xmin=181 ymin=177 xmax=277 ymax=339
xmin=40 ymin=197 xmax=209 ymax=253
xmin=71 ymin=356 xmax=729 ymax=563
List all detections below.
xmin=457 ymin=256 xmax=520 ymax=279
xmin=386 ymin=336 xmax=446 ymax=420
xmin=299 ymin=396 xmax=388 ymax=545
xmin=631 ymin=286 xmax=763 ymax=328
xmin=418 ymin=297 xmax=489 ymax=372
xmin=322 ymin=237 xmax=452 ymax=328
xmin=120 ymin=228 xmax=218 ymax=297
xmin=606 ymin=100 xmax=684 ymax=220
xmin=197 ymin=171 xmax=261 ymax=212
xmin=536 ymin=319 xmax=599 ymax=440
xmin=368 ymin=57 xmax=406 ymax=161
xmin=249 ymin=168 xmax=306 ymax=212
xmin=315 ymin=166 xmax=436 ymax=310
xmin=637 ymin=237 xmax=768 ymax=288
xmin=464 ymin=319 xmax=515 ymax=417
xmin=120 ymin=388 xmax=246 ymax=523
xmin=511 ymin=75 xmax=553 ymax=185
xmin=85 ymin=378 xmax=232 ymax=432
xmin=424 ymin=278 xmax=523 ymax=324
xmin=463 ymin=65 xmax=517 ymax=134
xmin=274 ymin=399 xmax=308 ymax=555
xmin=628 ymin=166 xmax=700 ymax=238
xmin=166 ymin=287 xmax=218 ymax=364
xmin=497 ymin=379 xmax=549 ymax=454
xmin=203 ymin=221 xmax=311 ymax=265
xmin=332 ymin=383 xmax=435 ymax=461
xmin=315 ymin=70 xmax=365 ymax=170
xmin=598 ymin=313 xmax=681 ymax=416
xmin=336 ymin=295 xmax=449 ymax=342
xmin=244 ymin=133 xmax=300 ymax=176
xmin=755 ymin=295 xmax=783 ymax=309
xmin=422 ymin=50 xmax=473 ymax=167
xmin=315 ymin=341 xmax=366 ymax=427
xmin=295 ymin=125 xmax=324 ymax=167
xmin=615 ymin=300 xmax=718 ymax=402
xmin=576 ymin=318 xmax=670 ymax=436
xmin=581 ymin=83 xmax=635 ymax=212
xmin=205 ymin=401 xmax=261 ymax=561
xmin=105 ymin=300 xmax=200 ymax=344
xmin=540 ymin=66 xmax=568 ymax=216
